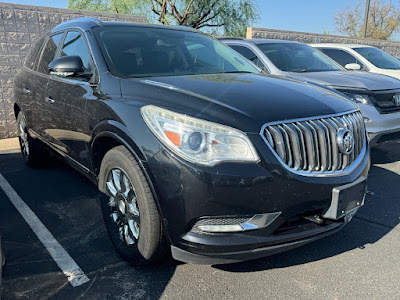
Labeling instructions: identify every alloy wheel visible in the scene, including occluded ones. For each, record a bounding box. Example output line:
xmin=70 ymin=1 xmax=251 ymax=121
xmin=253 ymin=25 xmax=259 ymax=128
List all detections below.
xmin=106 ymin=168 xmax=140 ymax=245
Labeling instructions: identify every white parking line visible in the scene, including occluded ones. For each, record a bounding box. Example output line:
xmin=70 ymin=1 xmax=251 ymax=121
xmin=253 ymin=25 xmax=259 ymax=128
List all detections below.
xmin=0 ymin=172 xmax=89 ymax=287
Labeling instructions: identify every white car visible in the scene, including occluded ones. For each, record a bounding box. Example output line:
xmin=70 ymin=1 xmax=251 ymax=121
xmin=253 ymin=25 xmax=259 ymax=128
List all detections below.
xmin=311 ymin=43 xmax=400 ymax=80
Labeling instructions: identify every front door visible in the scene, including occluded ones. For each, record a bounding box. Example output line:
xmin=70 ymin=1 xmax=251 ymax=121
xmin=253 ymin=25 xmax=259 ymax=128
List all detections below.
xmin=45 ymin=31 xmax=97 ymax=168
xmin=33 ymin=32 xmax=64 ymax=141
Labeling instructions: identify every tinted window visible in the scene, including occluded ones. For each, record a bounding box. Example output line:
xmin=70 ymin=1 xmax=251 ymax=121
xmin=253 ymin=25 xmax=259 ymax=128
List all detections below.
xmin=37 ymin=33 xmax=63 ymax=74
xmin=230 ymin=45 xmax=265 ymax=70
xmin=60 ymin=31 xmax=92 ymax=71
xmin=257 ymin=43 xmax=342 ymax=73
xmin=319 ymin=48 xmax=364 ymax=68
xmin=93 ymin=27 xmax=259 ymax=78
xmin=24 ymin=35 xmax=46 ymax=70
xmin=353 ymin=47 xmax=400 ymax=70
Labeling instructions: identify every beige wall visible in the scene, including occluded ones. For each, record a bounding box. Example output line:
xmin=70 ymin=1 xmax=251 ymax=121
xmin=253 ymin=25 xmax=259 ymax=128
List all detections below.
xmin=0 ymin=2 xmax=147 ymax=139
xmin=247 ymin=27 xmax=400 ymax=57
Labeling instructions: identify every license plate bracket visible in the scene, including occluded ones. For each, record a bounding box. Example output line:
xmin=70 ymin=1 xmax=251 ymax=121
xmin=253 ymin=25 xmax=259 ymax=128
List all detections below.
xmin=323 ymin=176 xmax=367 ymax=220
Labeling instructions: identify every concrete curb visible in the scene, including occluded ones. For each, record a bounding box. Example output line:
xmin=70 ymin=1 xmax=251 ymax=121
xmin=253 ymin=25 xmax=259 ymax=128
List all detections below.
xmin=0 ymin=138 xmax=19 ymax=151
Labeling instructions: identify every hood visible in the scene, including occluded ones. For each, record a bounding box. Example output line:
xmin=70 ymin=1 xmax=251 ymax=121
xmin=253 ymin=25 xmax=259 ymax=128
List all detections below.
xmin=374 ymin=69 xmax=400 ymax=80
xmin=120 ymin=73 xmax=357 ymax=133
xmin=286 ymin=71 xmax=400 ymax=92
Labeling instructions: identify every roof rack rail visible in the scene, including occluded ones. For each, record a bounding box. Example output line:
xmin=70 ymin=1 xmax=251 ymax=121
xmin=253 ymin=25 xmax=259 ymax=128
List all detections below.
xmin=52 ymin=17 xmax=103 ymax=32
xmin=59 ymin=17 xmax=102 ymax=26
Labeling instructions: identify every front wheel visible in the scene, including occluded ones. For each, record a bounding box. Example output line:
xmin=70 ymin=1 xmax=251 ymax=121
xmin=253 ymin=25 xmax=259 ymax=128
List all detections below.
xmin=98 ymin=145 xmax=168 ymax=266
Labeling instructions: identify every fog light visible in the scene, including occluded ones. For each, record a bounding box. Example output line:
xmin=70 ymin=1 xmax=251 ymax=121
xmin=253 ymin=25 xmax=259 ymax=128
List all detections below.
xmin=192 ymin=212 xmax=282 ymax=234
xmin=197 ymin=224 xmax=243 ymax=232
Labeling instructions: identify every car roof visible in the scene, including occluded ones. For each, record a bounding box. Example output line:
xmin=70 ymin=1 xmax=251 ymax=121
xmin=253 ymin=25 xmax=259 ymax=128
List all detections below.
xmin=222 ymin=38 xmax=302 ymax=45
xmin=51 ymin=17 xmax=199 ymax=34
xmin=310 ymin=43 xmax=374 ymax=49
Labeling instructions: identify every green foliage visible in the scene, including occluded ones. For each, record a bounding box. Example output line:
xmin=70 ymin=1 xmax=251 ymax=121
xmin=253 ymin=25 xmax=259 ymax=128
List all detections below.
xmin=68 ymin=0 xmax=259 ymax=37
xmin=335 ymin=0 xmax=400 ymax=39
xmin=67 ymin=0 xmax=144 ymax=15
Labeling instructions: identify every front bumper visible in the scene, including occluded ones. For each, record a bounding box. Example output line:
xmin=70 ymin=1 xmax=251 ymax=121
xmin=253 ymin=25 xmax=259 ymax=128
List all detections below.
xmin=144 ymin=132 xmax=370 ymax=264
xmin=359 ymin=103 xmax=400 ymax=146
xmin=171 ymin=219 xmax=348 ymax=265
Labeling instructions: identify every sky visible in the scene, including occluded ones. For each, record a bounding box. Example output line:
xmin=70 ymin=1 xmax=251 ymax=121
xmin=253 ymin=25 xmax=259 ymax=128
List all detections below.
xmin=2 ymin=0 xmax=375 ymax=38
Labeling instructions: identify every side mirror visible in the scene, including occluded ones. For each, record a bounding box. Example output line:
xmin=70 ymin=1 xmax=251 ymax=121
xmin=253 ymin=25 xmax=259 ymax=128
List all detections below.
xmin=48 ymin=56 xmax=91 ymax=78
xmin=344 ymin=63 xmax=361 ymax=71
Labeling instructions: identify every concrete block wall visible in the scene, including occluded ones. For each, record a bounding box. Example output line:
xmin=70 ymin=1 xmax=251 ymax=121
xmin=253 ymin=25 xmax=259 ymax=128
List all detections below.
xmin=0 ymin=2 xmax=147 ymax=139
xmin=247 ymin=27 xmax=400 ymax=57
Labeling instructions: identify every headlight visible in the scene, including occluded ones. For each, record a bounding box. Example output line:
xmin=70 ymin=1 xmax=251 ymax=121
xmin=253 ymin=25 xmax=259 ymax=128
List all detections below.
xmin=141 ymin=105 xmax=260 ymax=166
xmin=343 ymin=92 xmax=371 ymax=105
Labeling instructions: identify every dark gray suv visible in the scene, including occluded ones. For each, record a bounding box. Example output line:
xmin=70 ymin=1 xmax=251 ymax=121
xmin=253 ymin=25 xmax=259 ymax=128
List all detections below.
xmin=13 ymin=18 xmax=369 ymax=265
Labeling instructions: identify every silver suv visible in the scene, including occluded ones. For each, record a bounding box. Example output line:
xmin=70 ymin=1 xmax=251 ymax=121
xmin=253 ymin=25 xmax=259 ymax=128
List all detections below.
xmin=222 ymin=38 xmax=400 ymax=146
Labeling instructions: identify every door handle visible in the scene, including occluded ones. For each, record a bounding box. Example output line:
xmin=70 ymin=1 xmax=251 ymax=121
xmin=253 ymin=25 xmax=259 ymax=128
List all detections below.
xmin=45 ymin=97 xmax=55 ymax=104
xmin=23 ymin=88 xmax=31 ymax=95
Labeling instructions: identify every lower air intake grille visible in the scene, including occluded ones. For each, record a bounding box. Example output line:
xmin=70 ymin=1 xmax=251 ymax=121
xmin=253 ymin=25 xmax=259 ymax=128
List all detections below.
xmin=262 ymin=110 xmax=366 ymax=175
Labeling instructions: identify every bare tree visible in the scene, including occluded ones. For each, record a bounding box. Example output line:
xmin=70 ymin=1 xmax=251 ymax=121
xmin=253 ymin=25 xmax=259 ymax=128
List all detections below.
xmin=335 ymin=0 xmax=400 ymax=39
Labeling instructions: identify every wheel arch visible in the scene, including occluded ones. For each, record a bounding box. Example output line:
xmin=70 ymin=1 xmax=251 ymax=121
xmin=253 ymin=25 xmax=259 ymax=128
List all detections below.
xmin=90 ymin=121 xmax=171 ymax=241
xmin=90 ymin=120 xmax=146 ymax=177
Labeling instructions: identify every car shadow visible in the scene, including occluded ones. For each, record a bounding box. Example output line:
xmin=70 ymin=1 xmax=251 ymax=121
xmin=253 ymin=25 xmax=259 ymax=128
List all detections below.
xmin=370 ymin=142 xmax=400 ymax=164
xmin=0 ymin=150 xmax=177 ymax=299
xmin=215 ymin=145 xmax=400 ymax=273
xmin=1 ymin=143 xmax=399 ymax=296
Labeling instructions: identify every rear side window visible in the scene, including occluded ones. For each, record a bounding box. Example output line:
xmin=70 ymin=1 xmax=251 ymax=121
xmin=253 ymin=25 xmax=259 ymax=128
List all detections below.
xmin=37 ymin=33 xmax=63 ymax=74
xmin=59 ymin=31 xmax=92 ymax=71
xmin=319 ymin=48 xmax=364 ymax=68
xmin=24 ymin=35 xmax=46 ymax=70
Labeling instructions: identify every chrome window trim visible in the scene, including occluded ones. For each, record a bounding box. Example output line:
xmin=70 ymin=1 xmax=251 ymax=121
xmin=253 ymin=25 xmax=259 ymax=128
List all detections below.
xmin=259 ymin=109 xmax=367 ymax=177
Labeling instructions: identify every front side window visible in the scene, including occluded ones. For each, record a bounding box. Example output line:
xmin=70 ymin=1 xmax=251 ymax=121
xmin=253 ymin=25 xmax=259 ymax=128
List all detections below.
xmin=230 ymin=45 xmax=265 ymax=70
xmin=93 ymin=26 xmax=259 ymax=78
xmin=37 ymin=33 xmax=63 ymax=74
xmin=59 ymin=31 xmax=92 ymax=71
xmin=257 ymin=43 xmax=342 ymax=73
xmin=319 ymin=48 xmax=365 ymax=69
xmin=353 ymin=47 xmax=400 ymax=70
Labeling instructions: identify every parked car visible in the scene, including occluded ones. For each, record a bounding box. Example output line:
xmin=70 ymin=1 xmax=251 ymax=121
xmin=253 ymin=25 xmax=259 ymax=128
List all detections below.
xmin=312 ymin=43 xmax=400 ymax=80
xmin=222 ymin=38 xmax=400 ymax=146
xmin=14 ymin=18 xmax=370 ymax=265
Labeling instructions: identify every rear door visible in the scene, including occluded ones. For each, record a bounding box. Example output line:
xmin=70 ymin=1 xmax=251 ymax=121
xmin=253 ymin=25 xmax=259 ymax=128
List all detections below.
xmin=45 ymin=30 xmax=97 ymax=168
xmin=13 ymin=35 xmax=46 ymax=131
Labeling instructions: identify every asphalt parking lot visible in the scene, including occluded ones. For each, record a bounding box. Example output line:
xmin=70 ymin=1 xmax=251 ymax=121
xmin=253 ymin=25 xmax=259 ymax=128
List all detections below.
xmin=0 ymin=143 xmax=399 ymax=300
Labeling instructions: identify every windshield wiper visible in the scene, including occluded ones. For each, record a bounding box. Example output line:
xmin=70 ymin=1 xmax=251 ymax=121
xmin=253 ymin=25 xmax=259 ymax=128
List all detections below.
xmin=217 ymin=71 xmax=255 ymax=74
xmin=291 ymin=69 xmax=337 ymax=73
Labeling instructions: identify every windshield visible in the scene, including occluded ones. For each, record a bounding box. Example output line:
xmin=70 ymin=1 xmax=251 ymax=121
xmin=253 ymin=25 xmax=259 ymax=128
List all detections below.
xmin=257 ymin=43 xmax=342 ymax=73
xmin=93 ymin=26 xmax=259 ymax=78
xmin=353 ymin=47 xmax=400 ymax=70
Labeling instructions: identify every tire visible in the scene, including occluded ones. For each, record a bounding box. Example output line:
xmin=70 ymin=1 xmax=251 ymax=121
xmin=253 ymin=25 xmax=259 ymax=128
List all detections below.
xmin=98 ymin=145 xmax=168 ymax=265
xmin=16 ymin=112 xmax=46 ymax=167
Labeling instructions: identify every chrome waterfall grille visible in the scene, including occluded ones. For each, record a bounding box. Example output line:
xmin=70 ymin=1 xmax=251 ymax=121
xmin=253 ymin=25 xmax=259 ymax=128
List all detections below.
xmin=261 ymin=110 xmax=366 ymax=175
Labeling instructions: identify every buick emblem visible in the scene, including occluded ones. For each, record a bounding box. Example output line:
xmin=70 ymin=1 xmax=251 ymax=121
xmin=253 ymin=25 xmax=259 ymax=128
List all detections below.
xmin=337 ymin=128 xmax=354 ymax=155
xmin=394 ymin=94 xmax=400 ymax=106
